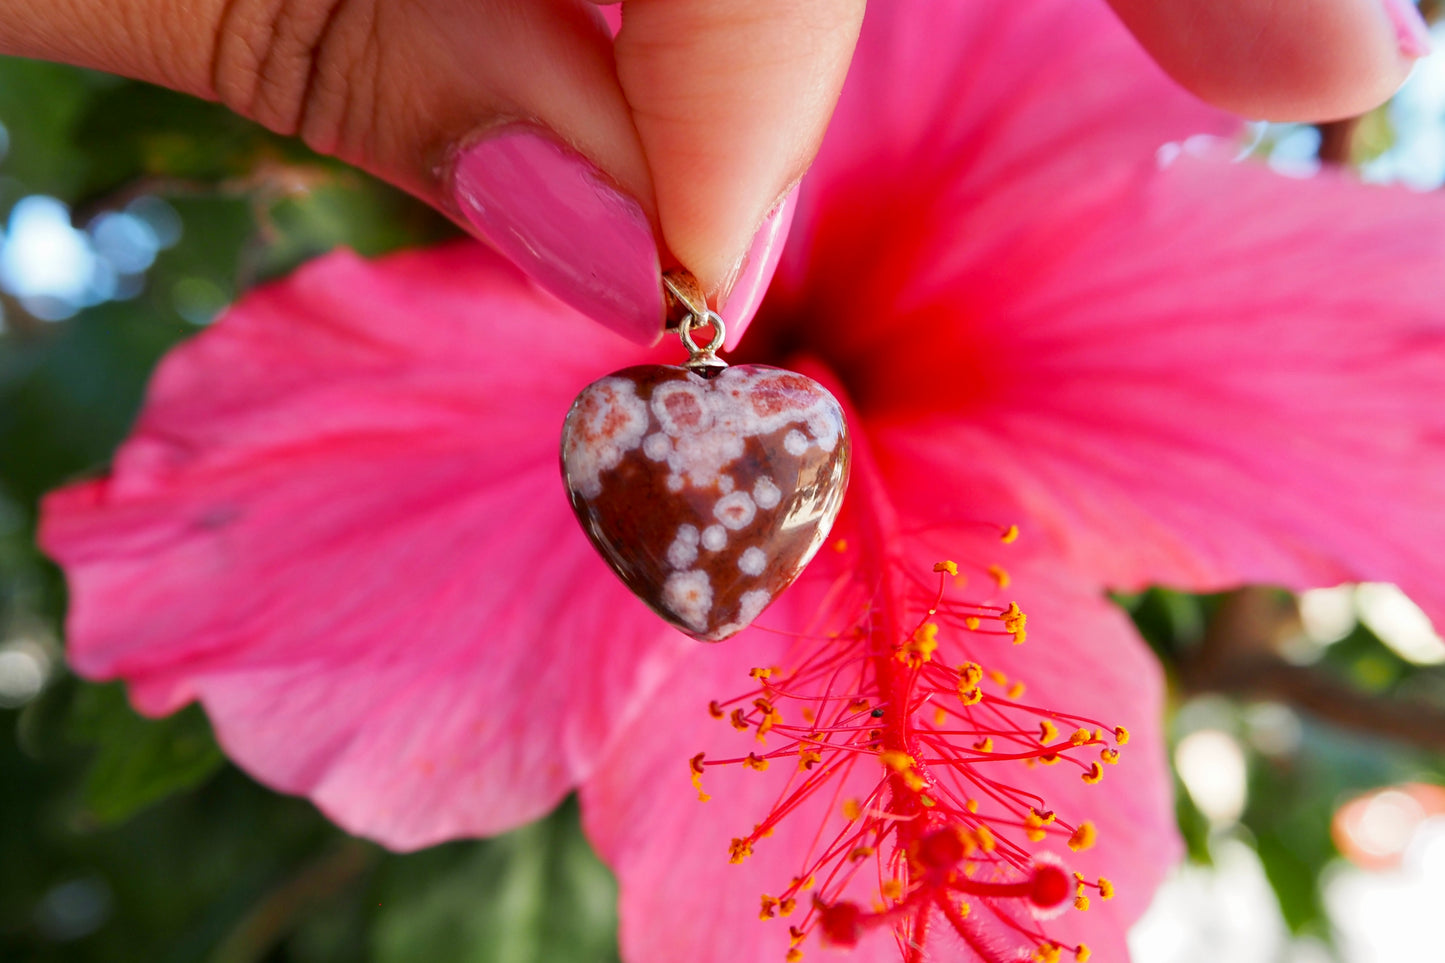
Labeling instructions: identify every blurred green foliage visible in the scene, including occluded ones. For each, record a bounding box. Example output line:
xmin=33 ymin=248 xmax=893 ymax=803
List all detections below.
xmin=0 ymin=52 xmax=1441 ymax=963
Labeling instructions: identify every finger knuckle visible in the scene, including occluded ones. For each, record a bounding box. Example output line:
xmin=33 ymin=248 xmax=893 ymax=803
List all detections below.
xmin=211 ymin=0 xmax=380 ymax=155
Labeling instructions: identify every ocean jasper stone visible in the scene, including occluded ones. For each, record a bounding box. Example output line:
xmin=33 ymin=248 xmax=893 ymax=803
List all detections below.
xmin=561 ymin=364 xmax=850 ymax=642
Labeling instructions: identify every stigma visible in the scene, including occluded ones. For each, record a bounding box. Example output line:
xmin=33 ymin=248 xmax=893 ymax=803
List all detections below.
xmin=694 ymin=554 xmax=1125 ymax=963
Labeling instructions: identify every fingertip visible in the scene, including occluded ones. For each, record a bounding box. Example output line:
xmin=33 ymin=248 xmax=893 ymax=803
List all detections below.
xmin=1108 ymin=0 xmax=1423 ymax=122
xmin=615 ymin=0 xmax=864 ymax=296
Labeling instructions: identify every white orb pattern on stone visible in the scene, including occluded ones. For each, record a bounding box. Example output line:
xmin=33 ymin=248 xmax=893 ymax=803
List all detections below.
xmin=714 ymin=491 xmax=757 ymax=530
xmin=663 ymin=570 xmax=714 ymax=632
xmin=564 ymin=378 xmax=650 ymax=497
xmin=570 ymin=368 xmax=839 ymax=500
xmin=753 ymin=477 xmax=781 ymax=510
xmin=642 ymin=432 xmax=671 ymax=461
xmin=739 ymin=547 xmax=767 ymax=576
xmin=668 ymin=524 xmax=700 ymax=569
xmin=702 ymin=524 xmax=728 ymax=552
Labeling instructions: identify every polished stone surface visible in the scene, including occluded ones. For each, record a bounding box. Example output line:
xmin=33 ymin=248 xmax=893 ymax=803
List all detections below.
xmin=561 ymin=364 xmax=850 ymax=641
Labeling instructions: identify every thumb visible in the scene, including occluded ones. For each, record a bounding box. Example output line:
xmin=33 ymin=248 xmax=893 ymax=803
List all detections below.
xmin=610 ymin=0 xmax=865 ymax=329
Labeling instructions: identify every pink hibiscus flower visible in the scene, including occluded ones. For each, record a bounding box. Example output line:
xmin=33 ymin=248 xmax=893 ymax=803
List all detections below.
xmin=39 ymin=1 xmax=1445 ymax=961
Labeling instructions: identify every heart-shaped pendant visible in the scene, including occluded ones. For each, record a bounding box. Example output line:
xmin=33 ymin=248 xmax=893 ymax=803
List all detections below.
xmin=561 ymin=362 xmax=850 ymax=641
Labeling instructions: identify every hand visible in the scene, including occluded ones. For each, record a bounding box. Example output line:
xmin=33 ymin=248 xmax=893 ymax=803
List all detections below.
xmin=0 ymin=0 xmax=1428 ymax=345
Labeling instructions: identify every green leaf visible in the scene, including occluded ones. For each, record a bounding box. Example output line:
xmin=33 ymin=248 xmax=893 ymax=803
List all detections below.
xmin=67 ymin=682 xmax=224 ymax=825
xmin=372 ymin=800 xmax=620 ymax=963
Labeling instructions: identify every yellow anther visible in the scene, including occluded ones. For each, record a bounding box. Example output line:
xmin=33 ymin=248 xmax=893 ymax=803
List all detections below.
xmin=880 ymin=750 xmax=915 ymax=773
xmin=881 ymin=879 xmax=903 ymax=900
xmin=956 ymin=900 xmax=971 ymax=917
xmin=898 ymin=621 xmax=940 ymax=666
xmin=966 ymin=799 xmax=979 ymax=814
xmin=832 ymin=538 xmax=848 ymax=553
xmin=1035 ymin=942 xmax=1062 ymax=963
xmin=934 ymin=560 xmax=959 ymax=576
xmin=878 ymin=751 xmax=924 ymax=786
xmin=847 ymin=698 xmax=870 ymax=714
xmin=1040 ymin=753 xmax=1060 ymax=766
xmin=1082 ymin=762 xmax=1104 ymax=784
xmin=988 ymin=669 xmax=1008 ymax=686
xmin=1024 ymin=810 xmax=1048 ymax=842
xmin=1100 ymin=748 xmax=1120 ymax=765
xmin=973 ymin=737 xmax=993 ymax=753
xmin=951 ymin=825 xmax=978 ymax=856
xmin=959 ymin=662 xmax=984 ymax=687
xmin=920 ymin=795 xmax=936 ymax=807
xmin=842 ymin=798 xmax=862 ymax=821
xmin=1001 ymin=524 xmax=1019 ymax=543
xmin=976 ymin=824 xmax=996 ymax=852
xmin=1114 ymin=725 xmax=1131 ymax=746
xmin=786 ymin=950 xmax=803 ymax=963
xmin=958 ymin=686 xmax=982 ymax=707
xmin=1007 ymin=681 xmax=1026 ymax=700
xmin=1076 ymin=945 xmax=1091 ymax=963
xmin=965 ymin=616 xmax=981 ymax=631
xmin=798 ymin=748 xmax=822 ymax=771
xmin=1068 ymin=822 xmax=1098 ymax=852
xmin=708 ymin=700 xmax=725 ymax=719
xmin=801 ymin=706 xmax=815 ymax=723
xmin=789 ymin=924 xmax=807 ymax=947
xmin=1074 ymin=895 xmax=1090 ymax=911
xmin=1039 ymin=720 xmax=1059 ymax=743
xmin=1098 ymin=878 xmax=1114 ymax=900
xmin=729 ymin=838 xmax=754 ymax=863
xmin=744 ymin=752 xmax=771 ymax=771
xmin=730 ymin=709 xmax=750 ymax=732
xmin=1070 ymin=728 xmax=1092 ymax=746
xmin=750 ymin=667 xmax=772 ymax=679
xmin=760 ymin=895 xmax=779 ymax=920
xmin=689 ymin=752 xmax=711 ymax=802
xmin=934 ymin=706 xmax=948 ymax=725
xmin=1001 ymin=601 xmax=1028 ymax=644
xmin=988 ymin=564 xmax=1011 ymax=588
xmin=754 ymin=698 xmax=782 ymax=740
xmin=849 ymin=845 xmax=875 ymax=861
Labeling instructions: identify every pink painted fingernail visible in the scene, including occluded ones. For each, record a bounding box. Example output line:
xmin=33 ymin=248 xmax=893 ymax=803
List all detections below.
xmin=451 ymin=124 xmax=664 ymax=345
xmin=1382 ymin=0 xmax=1433 ymax=58
xmin=716 ymin=189 xmax=797 ymax=350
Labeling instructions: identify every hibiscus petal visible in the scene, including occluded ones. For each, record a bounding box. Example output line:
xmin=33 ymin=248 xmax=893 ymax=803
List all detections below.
xmin=766 ymin=0 xmax=1238 ymax=329
xmin=582 ymin=518 xmax=1173 ymax=963
xmin=40 ymin=243 xmax=689 ymax=849
xmin=875 ymin=156 xmax=1445 ymax=625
